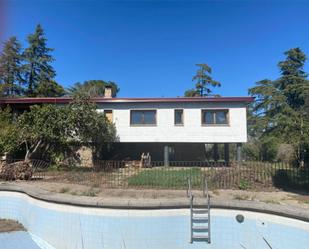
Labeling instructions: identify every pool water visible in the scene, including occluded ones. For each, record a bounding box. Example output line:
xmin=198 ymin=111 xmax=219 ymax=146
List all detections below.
xmin=0 ymin=191 xmax=308 ymax=249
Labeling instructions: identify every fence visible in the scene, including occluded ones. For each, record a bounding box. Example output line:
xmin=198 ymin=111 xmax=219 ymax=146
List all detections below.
xmin=1 ymin=159 xmax=309 ymax=190
xmin=41 ymin=160 xmax=309 ymax=191
xmin=150 ymin=161 xmax=229 ymax=167
xmin=206 ymin=161 xmax=309 ymax=190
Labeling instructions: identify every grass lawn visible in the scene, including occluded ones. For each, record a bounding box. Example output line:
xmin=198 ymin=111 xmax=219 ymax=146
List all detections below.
xmin=127 ymin=167 xmax=203 ymax=189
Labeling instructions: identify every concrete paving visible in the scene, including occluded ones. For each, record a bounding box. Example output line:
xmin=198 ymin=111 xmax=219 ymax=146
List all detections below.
xmin=0 ymin=182 xmax=308 ymax=222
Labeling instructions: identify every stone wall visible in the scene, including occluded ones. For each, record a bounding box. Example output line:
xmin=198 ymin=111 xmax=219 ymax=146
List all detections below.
xmin=76 ymin=146 xmax=94 ymax=167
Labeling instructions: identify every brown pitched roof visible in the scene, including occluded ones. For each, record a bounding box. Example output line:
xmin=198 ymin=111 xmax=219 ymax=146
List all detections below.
xmin=0 ymin=96 xmax=254 ymax=105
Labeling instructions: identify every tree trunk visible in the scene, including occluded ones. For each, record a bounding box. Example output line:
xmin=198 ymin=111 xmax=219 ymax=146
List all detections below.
xmin=24 ymin=140 xmax=42 ymax=163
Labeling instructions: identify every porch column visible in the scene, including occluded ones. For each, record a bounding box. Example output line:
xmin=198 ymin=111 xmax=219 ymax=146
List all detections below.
xmin=236 ymin=143 xmax=242 ymax=164
xmin=224 ymin=143 xmax=230 ymax=166
xmin=213 ymin=144 xmax=219 ymax=162
xmin=164 ymin=145 xmax=169 ymax=166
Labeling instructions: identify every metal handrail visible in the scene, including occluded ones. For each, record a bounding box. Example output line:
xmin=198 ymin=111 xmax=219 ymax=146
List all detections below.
xmin=188 ymin=176 xmax=211 ymax=244
xmin=203 ymin=176 xmax=211 ymax=244
xmin=187 ymin=176 xmax=192 ymax=198
xmin=187 ymin=177 xmax=194 ymax=243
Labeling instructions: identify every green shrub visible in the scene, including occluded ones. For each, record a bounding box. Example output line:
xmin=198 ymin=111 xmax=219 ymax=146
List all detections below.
xmin=238 ymin=179 xmax=250 ymax=190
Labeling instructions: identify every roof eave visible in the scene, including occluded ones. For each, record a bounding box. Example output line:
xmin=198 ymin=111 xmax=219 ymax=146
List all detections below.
xmin=0 ymin=96 xmax=254 ymax=105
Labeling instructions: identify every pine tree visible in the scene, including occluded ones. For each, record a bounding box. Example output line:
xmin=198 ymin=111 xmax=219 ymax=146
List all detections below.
xmin=23 ymin=24 xmax=63 ymax=97
xmin=249 ymin=48 xmax=309 ymax=167
xmin=36 ymin=80 xmax=65 ymax=97
xmin=185 ymin=64 xmax=221 ymax=97
xmin=276 ymin=48 xmax=308 ymax=109
xmin=0 ymin=37 xmax=24 ymax=96
xmin=68 ymin=80 xmax=119 ymax=97
xmin=184 ymin=88 xmax=200 ymax=97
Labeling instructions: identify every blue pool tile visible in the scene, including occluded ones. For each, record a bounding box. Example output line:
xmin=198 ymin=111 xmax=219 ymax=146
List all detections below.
xmin=0 ymin=231 xmax=42 ymax=249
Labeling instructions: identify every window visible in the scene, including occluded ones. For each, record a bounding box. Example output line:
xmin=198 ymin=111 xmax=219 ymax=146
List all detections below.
xmin=202 ymin=109 xmax=228 ymax=125
xmin=174 ymin=109 xmax=184 ymax=125
xmin=104 ymin=110 xmax=113 ymax=122
xmin=130 ymin=110 xmax=156 ymax=125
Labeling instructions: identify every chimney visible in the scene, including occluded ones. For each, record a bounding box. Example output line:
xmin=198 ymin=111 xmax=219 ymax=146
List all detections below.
xmin=104 ymin=86 xmax=112 ymax=98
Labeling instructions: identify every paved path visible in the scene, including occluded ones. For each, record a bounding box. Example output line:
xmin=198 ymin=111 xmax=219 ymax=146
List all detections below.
xmin=0 ymin=182 xmax=308 ymax=222
xmin=0 ymin=231 xmax=41 ymax=249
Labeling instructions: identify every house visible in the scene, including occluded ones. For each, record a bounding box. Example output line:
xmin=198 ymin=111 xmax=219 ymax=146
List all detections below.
xmin=0 ymin=88 xmax=254 ymax=165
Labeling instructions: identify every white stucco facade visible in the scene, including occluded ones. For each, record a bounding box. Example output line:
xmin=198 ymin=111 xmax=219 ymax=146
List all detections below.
xmin=97 ymin=101 xmax=248 ymax=143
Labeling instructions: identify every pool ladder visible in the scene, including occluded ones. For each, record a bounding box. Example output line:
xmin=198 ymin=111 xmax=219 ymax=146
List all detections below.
xmin=187 ymin=177 xmax=211 ymax=244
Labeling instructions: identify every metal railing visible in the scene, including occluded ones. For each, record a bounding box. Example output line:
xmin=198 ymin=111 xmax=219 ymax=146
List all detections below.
xmin=152 ymin=161 xmax=229 ymax=167
xmin=187 ymin=177 xmax=194 ymax=243
xmin=203 ymin=176 xmax=211 ymax=244
xmin=1 ymin=160 xmax=308 ymax=191
xmin=43 ymin=161 xmax=309 ymax=190
xmin=187 ymin=176 xmax=211 ymax=243
xmin=186 ymin=176 xmax=192 ymax=198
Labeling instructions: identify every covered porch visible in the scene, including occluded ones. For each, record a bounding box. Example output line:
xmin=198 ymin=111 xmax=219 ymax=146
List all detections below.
xmin=107 ymin=142 xmax=243 ymax=166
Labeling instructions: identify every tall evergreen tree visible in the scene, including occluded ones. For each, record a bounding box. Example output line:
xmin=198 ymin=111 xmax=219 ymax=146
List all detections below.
xmin=23 ymin=24 xmax=63 ymax=97
xmin=185 ymin=64 xmax=221 ymax=97
xmin=68 ymin=80 xmax=119 ymax=97
xmin=0 ymin=37 xmax=24 ymax=96
xmin=184 ymin=88 xmax=201 ymax=97
xmin=249 ymin=48 xmax=309 ymax=166
xmin=36 ymin=80 xmax=65 ymax=97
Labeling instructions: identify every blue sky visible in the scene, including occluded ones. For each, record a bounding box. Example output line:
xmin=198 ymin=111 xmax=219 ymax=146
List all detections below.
xmin=3 ymin=0 xmax=309 ymax=97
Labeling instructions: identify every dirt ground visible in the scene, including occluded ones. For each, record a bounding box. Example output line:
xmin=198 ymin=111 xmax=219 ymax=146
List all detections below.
xmin=0 ymin=219 xmax=25 ymax=233
xmin=8 ymin=180 xmax=309 ymax=210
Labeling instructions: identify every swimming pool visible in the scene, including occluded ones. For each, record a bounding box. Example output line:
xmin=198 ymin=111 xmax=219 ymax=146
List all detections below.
xmin=0 ymin=191 xmax=308 ymax=249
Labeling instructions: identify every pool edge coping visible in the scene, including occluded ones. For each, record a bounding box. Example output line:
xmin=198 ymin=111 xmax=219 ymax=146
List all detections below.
xmin=0 ymin=184 xmax=308 ymax=223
